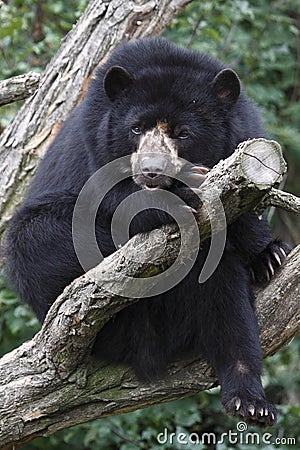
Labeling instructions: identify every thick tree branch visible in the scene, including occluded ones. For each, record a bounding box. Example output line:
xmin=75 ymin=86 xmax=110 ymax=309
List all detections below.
xmin=0 ymin=72 xmax=41 ymax=106
xmin=0 ymin=139 xmax=299 ymax=448
xmin=0 ymin=1 xmax=299 ymax=447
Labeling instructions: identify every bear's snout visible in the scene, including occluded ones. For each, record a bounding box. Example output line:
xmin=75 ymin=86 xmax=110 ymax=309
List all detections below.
xmin=131 ymin=152 xmax=176 ymax=190
xmin=139 ymin=154 xmax=168 ymax=180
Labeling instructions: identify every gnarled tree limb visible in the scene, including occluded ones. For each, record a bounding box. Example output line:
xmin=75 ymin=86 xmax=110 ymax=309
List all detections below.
xmin=0 ymin=72 xmax=41 ymax=107
xmin=255 ymin=188 xmax=300 ymax=216
xmin=0 ymin=0 xmax=299 ymax=447
xmin=0 ymin=139 xmax=299 ymax=449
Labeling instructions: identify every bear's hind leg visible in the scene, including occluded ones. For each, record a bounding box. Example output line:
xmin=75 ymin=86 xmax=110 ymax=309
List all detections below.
xmin=200 ymin=255 xmax=277 ymax=427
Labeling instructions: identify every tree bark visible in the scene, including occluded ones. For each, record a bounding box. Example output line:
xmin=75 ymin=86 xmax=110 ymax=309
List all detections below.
xmin=0 ymin=72 xmax=41 ymax=106
xmin=0 ymin=0 xmax=192 ymax=246
xmin=0 ymin=139 xmax=299 ymax=448
xmin=0 ymin=1 xmax=299 ymax=448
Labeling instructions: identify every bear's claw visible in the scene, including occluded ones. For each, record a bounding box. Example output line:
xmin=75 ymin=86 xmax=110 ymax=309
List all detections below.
xmin=180 ymin=204 xmax=197 ymax=214
xmin=223 ymin=394 xmax=277 ymax=427
xmin=250 ymin=239 xmax=291 ymax=284
xmin=181 ymin=164 xmax=210 ymax=188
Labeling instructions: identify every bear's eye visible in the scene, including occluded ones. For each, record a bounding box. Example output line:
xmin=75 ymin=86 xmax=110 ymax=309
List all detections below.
xmin=177 ymin=130 xmax=189 ymax=140
xmin=131 ymin=125 xmax=142 ymax=135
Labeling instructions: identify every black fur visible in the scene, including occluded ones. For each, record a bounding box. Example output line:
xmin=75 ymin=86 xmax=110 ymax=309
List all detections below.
xmin=5 ymin=38 xmax=290 ymax=426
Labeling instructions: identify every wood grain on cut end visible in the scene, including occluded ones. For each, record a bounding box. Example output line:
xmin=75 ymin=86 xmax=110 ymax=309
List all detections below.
xmin=0 ymin=137 xmax=298 ymax=448
xmin=240 ymin=139 xmax=287 ymax=186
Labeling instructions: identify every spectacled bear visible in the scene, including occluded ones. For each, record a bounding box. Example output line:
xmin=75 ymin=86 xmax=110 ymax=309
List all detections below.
xmin=5 ymin=38 xmax=290 ymax=426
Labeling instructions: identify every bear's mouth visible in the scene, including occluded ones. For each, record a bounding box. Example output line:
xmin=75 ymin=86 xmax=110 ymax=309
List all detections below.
xmin=133 ymin=173 xmax=173 ymax=191
xmin=143 ymin=184 xmax=161 ymax=191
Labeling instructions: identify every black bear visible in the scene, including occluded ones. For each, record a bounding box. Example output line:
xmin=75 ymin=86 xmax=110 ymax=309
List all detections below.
xmin=5 ymin=38 xmax=289 ymax=426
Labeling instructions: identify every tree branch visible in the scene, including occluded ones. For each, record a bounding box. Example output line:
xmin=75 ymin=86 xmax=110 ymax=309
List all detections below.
xmin=0 ymin=1 xmax=299 ymax=447
xmin=255 ymin=188 xmax=300 ymax=216
xmin=0 ymin=139 xmax=299 ymax=448
xmin=0 ymin=72 xmax=41 ymax=106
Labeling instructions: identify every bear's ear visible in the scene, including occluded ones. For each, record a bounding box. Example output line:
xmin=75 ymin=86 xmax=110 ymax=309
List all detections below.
xmin=104 ymin=66 xmax=133 ymax=101
xmin=211 ymin=68 xmax=241 ymax=107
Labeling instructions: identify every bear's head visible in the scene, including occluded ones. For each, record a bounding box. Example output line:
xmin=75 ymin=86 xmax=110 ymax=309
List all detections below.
xmin=103 ymin=64 xmax=241 ymax=191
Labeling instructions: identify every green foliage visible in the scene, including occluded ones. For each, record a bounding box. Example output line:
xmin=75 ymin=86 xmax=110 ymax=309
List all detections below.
xmin=0 ymin=0 xmax=299 ymax=448
xmin=0 ymin=274 xmax=39 ymax=356
xmin=0 ymin=0 xmax=89 ymax=128
xmin=0 ymin=0 xmax=88 ymax=75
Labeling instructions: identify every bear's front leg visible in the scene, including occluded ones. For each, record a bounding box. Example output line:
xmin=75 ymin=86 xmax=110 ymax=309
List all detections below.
xmin=200 ymin=252 xmax=277 ymax=427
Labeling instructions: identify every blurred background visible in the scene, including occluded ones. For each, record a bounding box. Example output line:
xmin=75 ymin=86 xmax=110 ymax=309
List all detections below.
xmin=0 ymin=0 xmax=299 ymax=448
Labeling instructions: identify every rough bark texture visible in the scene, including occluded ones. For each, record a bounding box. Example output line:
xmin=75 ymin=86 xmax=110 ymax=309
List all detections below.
xmin=0 ymin=0 xmax=192 ymax=246
xmin=0 ymin=1 xmax=299 ymax=447
xmin=0 ymin=72 xmax=41 ymax=106
xmin=0 ymin=140 xmax=299 ymax=448
xmin=255 ymin=187 xmax=300 ymax=216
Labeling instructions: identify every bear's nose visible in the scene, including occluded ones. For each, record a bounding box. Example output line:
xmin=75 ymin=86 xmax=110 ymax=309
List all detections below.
xmin=139 ymin=155 xmax=168 ymax=179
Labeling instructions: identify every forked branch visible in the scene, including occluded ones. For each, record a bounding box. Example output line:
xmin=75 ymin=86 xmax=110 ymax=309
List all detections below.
xmin=0 ymin=139 xmax=299 ymax=449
